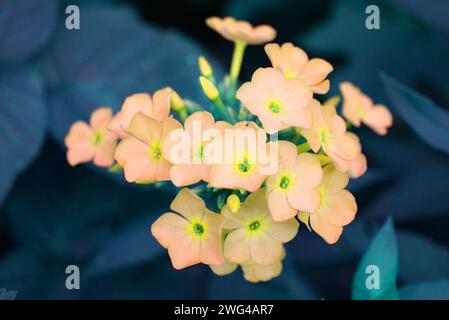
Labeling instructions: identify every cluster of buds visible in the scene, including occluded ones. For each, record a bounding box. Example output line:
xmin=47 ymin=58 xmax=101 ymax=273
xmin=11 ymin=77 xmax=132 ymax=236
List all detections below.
xmin=65 ymin=17 xmax=393 ymax=282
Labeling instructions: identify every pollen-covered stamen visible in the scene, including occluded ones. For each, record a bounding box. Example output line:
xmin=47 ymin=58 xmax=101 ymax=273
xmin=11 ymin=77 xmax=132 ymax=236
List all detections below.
xmin=249 ymin=220 xmax=261 ymax=231
xmin=193 ymin=223 xmax=205 ymax=236
xmin=149 ymin=142 xmax=163 ymax=161
xmin=279 ymin=176 xmax=290 ymax=189
xmin=320 ymin=130 xmax=329 ymax=144
xmin=238 ymin=159 xmax=252 ymax=173
xmin=268 ymin=101 xmax=281 ymax=114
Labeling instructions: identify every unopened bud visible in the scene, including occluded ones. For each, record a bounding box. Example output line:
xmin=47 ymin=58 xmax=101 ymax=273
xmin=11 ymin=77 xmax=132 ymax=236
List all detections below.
xmin=226 ymin=194 xmax=241 ymax=213
xmin=199 ymin=76 xmax=219 ymax=101
xmin=198 ymin=56 xmax=213 ymax=78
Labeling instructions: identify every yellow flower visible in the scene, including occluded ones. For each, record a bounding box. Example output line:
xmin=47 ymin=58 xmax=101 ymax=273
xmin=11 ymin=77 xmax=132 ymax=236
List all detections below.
xmin=151 ymin=188 xmax=224 ymax=269
xmin=300 ymin=100 xmax=361 ymax=172
xmin=340 ymin=82 xmax=393 ymax=135
xmin=298 ymin=166 xmax=357 ymax=244
xmin=236 ymin=67 xmax=313 ymax=133
xmin=266 ymin=141 xmax=323 ymax=222
xmin=265 ymin=43 xmax=333 ymax=94
xmin=206 ymin=16 xmax=276 ymax=45
xmin=222 ymin=188 xmax=299 ymax=265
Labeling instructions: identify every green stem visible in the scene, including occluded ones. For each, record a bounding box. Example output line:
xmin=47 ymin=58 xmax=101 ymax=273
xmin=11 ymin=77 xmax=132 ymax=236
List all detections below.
xmin=230 ymin=41 xmax=247 ymax=86
xmin=297 ymin=142 xmax=311 ymax=153
xmin=346 ymin=120 xmax=353 ymax=129
xmin=214 ymin=97 xmax=233 ymax=122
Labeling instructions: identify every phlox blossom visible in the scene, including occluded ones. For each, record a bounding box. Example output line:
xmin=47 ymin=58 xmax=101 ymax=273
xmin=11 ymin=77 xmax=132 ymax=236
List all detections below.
xmin=222 ymin=189 xmax=299 ymax=265
xmin=207 ymin=121 xmax=273 ymax=192
xmin=206 ymin=16 xmax=276 ymax=45
xmin=151 ymin=188 xmax=224 ymax=269
xmin=298 ymin=166 xmax=357 ymax=244
xmin=340 ymin=82 xmax=393 ymax=135
xmin=236 ymin=67 xmax=313 ymax=133
xmin=266 ymin=141 xmax=323 ymax=222
xmin=114 ymin=113 xmax=182 ymax=183
xmin=300 ymin=100 xmax=361 ymax=172
xmin=65 ymin=107 xmax=117 ymax=167
xmin=265 ymin=43 xmax=333 ymax=94
xmin=163 ymin=111 xmax=219 ymax=186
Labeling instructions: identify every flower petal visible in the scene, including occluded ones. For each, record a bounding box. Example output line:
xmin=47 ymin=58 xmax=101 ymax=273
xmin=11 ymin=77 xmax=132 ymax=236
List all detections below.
xmin=151 ymin=212 xmax=189 ymax=248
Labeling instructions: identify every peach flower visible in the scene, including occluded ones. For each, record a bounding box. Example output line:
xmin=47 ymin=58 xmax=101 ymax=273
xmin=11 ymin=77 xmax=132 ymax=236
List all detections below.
xmin=222 ymin=189 xmax=299 ymax=265
xmin=265 ymin=43 xmax=333 ymax=94
xmin=206 ymin=17 xmax=276 ymax=45
xmin=266 ymin=141 xmax=323 ymax=221
xmin=108 ymin=88 xmax=172 ymax=138
xmin=65 ymin=107 xmax=117 ymax=167
xmin=164 ymin=111 xmax=219 ymax=186
xmin=236 ymin=67 xmax=313 ymax=133
xmin=340 ymin=82 xmax=393 ymax=135
xmin=207 ymin=121 xmax=271 ymax=192
xmin=300 ymin=100 xmax=361 ymax=172
xmin=151 ymin=188 xmax=224 ymax=269
xmin=114 ymin=113 xmax=182 ymax=183
xmin=298 ymin=166 xmax=357 ymax=244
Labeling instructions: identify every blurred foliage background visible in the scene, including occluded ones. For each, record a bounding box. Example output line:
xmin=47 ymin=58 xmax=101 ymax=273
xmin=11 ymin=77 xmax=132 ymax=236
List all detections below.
xmin=1 ymin=0 xmax=449 ymax=299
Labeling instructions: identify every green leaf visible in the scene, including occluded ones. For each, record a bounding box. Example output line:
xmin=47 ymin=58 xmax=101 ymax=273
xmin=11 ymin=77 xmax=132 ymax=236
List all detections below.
xmin=381 ymin=73 xmax=449 ymax=156
xmin=399 ymin=279 xmax=449 ymax=300
xmin=0 ymin=67 xmax=46 ymax=206
xmin=352 ymin=217 xmax=399 ymax=300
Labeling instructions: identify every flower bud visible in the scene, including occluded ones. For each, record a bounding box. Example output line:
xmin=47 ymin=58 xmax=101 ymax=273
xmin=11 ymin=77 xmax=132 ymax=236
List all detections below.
xmin=198 ymin=56 xmax=213 ymax=78
xmin=199 ymin=76 xmax=220 ymax=101
xmin=226 ymin=194 xmax=241 ymax=213
xmin=170 ymin=90 xmax=186 ymax=111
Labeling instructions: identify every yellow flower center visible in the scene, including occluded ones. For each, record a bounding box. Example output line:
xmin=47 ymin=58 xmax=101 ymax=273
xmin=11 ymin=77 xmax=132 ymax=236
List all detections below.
xmin=190 ymin=220 xmax=207 ymax=240
xmin=319 ymin=187 xmax=327 ymax=208
xmin=91 ymin=130 xmax=103 ymax=146
xmin=284 ymin=70 xmax=297 ymax=79
xmin=148 ymin=141 xmax=163 ymax=161
xmin=268 ymin=100 xmax=282 ymax=114
xmin=356 ymin=105 xmax=366 ymax=120
xmin=193 ymin=223 xmax=205 ymax=236
xmin=320 ymin=129 xmax=330 ymax=144
xmin=245 ymin=217 xmax=266 ymax=236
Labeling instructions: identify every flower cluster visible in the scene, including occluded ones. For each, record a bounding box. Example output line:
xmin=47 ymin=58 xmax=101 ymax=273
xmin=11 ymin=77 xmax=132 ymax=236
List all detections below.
xmin=65 ymin=17 xmax=393 ymax=282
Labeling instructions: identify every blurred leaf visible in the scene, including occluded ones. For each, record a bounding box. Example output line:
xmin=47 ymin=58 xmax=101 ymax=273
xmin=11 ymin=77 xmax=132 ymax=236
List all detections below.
xmin=0 ymin=250 xmax=49 ymax=299
xmin=392 ymin=0 xmax=449 ymax=33
xmin=399 ymin=279 xmax=449 ymax=300
xmin=85 ymin=213 xmax=164 ymax=278
xmin=206 ymin=255 xmax=316 ymax=299
xmin=40 ymin=4 xmax=222 ymax=145
xmin=0 ymin=249 xmax=82 ymax=300
xmin=381 ymin=73 xmax=449 ymax=156
xmin=84 ymin=256 xmax=205 ymax=299
xmin=0 ymin=67 xmax=46 ymax=206
xmin=302 ymin=0 xmax=449 ymax=100
xmin=397 ymin=230 xmax=449 ymax=283
xmin=352 ymin=217 xmax=399 ymax=300
xmin=0 ymin=0 xmax=57 ymax=64
xmin=3 ymin=141 xmax=169 ymax=261
xmin=361 ymin=140 xmax=449 ymax=222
